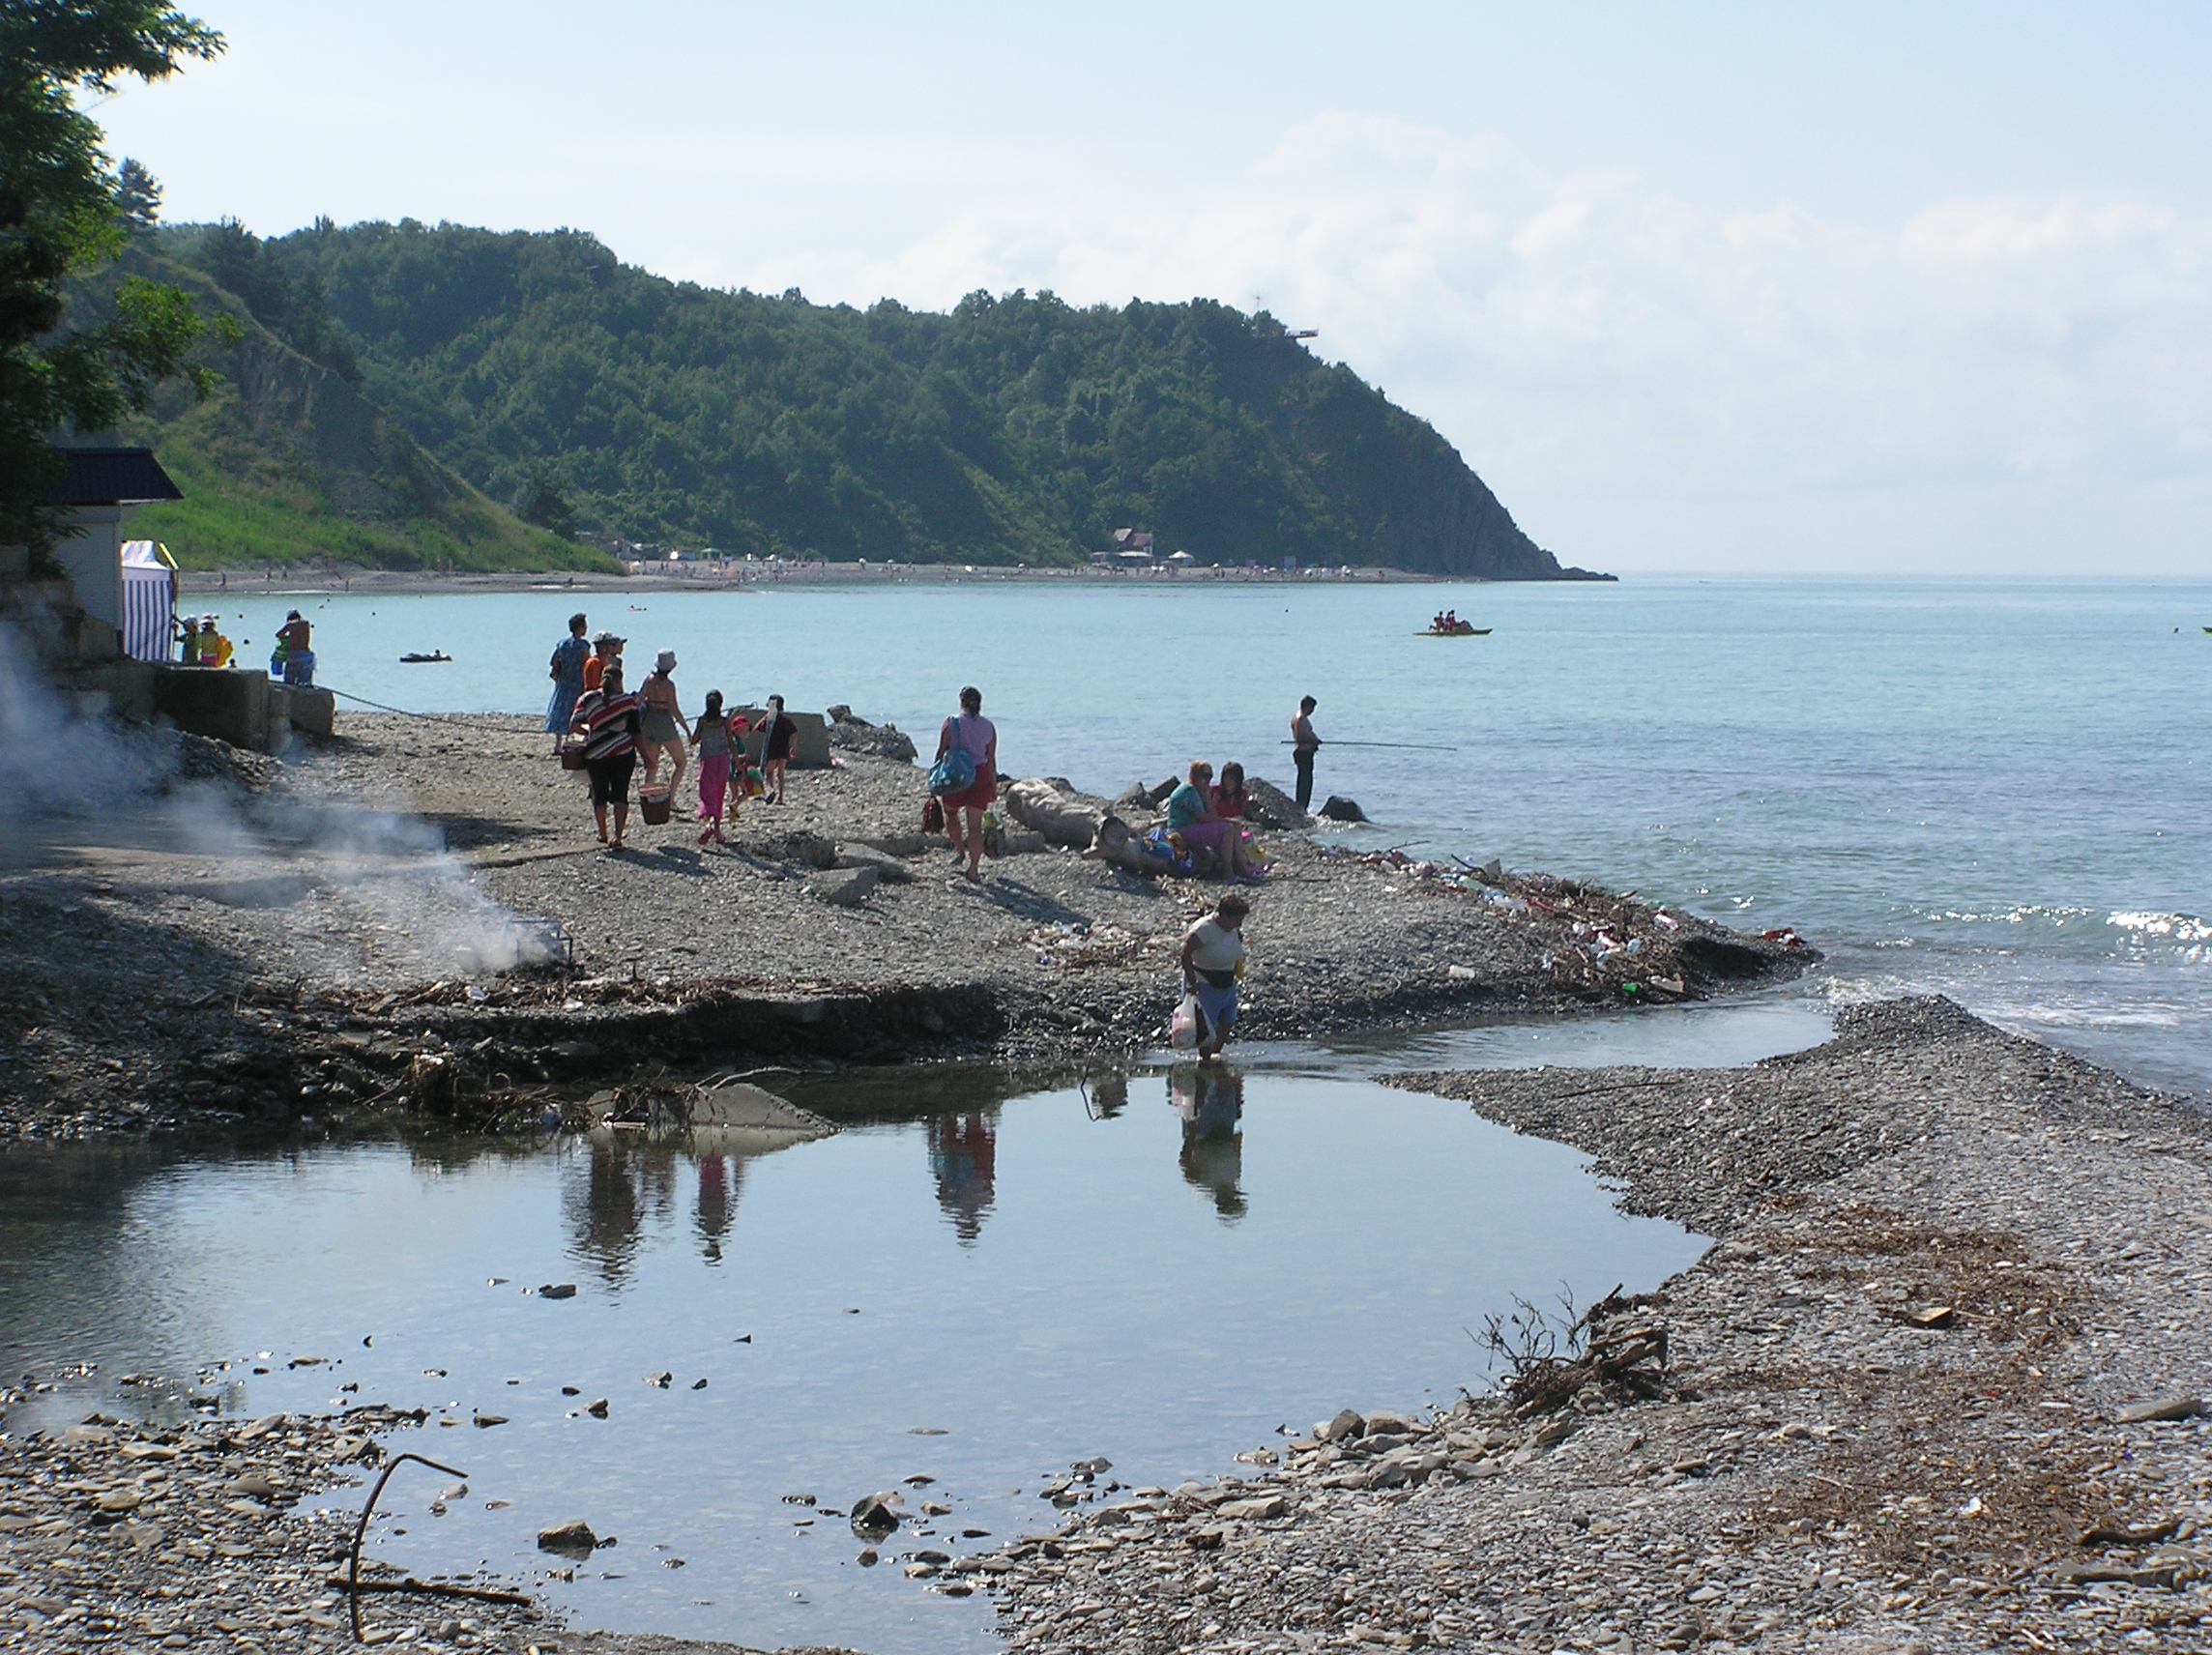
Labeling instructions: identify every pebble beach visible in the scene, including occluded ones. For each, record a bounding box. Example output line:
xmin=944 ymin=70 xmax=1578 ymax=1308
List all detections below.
xmin=4 ymin=713 xmax=2208 ymax=1654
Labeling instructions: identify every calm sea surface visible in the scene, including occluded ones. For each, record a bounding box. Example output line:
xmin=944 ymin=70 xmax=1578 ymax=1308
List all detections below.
xmin=213 ymin=574 xmax=2212 ymax=1095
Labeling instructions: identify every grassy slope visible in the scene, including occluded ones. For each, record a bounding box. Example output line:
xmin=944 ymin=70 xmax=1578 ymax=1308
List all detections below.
xmin=105 ymin=251 xmax=619 ymax=573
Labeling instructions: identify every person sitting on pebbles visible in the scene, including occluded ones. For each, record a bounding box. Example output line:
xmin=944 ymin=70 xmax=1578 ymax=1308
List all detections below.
xmin=1179 ymin=892 xmax=1250 ymax=1062
xmin=1165 ymin=761 xmax=1250 ymax=881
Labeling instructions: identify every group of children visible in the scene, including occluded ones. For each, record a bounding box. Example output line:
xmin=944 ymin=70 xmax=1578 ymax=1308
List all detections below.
xmin=177 ymin=613 xmax=233 ymax=667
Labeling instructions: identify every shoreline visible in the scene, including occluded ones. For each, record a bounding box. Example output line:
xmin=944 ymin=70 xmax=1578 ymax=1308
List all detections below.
xmin=8 ymin=1000 xmax=2206 ymax=1654
xmin=979 ymin=998 xmax=2212 ymax=1653
xmin=0 ymin=713 xmax=1806 ymax=1142
xmin=173 ymin=562 xmax=1461 ymax=599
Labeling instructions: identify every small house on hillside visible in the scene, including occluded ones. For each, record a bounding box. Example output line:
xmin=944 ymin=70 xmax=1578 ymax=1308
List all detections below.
xmin=1107 ymin=528 xmax=1155 ymax=566
xmin=43 ymin=447 xmax=184 ymax=653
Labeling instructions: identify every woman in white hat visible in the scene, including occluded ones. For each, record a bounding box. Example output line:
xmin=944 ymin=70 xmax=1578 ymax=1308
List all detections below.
xmin=637 ymin=649 xmax=691 ymax=798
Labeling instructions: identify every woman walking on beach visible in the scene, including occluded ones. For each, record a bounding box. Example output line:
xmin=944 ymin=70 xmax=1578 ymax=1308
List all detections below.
xmin=571 ymin=664 xmax=643 ymax=852
xmin=758 ymin=695 xmax=797 ymax=804
xmin=546 ymin=613 xmax=590 ymax=753
xmin=638 ymin=651 xmax=690 ymax=797
xmin=693 ymin=691 xmax=740 ymax=845
xmin=1179 ymin=892 xmax=1250 ymax=1062
xmin=935 ymin=685 xmax=997 ymax=881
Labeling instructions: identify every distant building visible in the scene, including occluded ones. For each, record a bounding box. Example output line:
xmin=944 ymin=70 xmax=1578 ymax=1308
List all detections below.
xmin=1108 ymin=528 xmax=1155 ymax=565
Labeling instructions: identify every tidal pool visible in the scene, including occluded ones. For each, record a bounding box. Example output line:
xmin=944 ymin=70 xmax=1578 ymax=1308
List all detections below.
xmin=1 ymin=1066 xmax=1707 ymax=1652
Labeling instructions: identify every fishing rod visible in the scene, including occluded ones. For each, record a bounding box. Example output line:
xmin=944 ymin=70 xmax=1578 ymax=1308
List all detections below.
xmin=1280 ymin=739 xmax=1461 ymax=752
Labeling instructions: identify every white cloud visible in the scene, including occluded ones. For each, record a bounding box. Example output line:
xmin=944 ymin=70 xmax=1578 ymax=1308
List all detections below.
xmin=703 ymin=113 xmax=2212 ymax=572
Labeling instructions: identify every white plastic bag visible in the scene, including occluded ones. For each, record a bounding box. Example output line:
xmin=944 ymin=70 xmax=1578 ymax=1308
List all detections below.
xmin=1169 ymin=993 xmax=1201 ymax=1050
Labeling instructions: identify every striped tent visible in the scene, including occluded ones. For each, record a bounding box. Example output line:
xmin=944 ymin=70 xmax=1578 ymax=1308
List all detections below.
xmin=120 ymin=540 xmax=177 ymax=663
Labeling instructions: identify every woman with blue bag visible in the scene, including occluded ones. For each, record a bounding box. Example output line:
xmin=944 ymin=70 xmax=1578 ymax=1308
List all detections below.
xmin=931 ymin=685 xmax=997 ymax=882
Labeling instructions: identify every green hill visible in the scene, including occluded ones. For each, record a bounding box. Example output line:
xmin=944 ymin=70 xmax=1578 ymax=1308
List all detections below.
xmin=239 ymin=219 xmax=1593 ymax=577
xmin=99 ymin=247 xmax=617 ymax=573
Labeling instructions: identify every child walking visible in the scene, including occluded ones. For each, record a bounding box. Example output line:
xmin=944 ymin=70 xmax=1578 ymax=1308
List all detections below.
xmin=693 ymin=691 xmax=742 ymax=845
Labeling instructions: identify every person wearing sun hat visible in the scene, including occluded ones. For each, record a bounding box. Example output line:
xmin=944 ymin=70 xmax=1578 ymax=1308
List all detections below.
xmin=638 ymin=648 xmax=690 ymax=798
xmin=582 ymin=630 xmax=624 ymax=694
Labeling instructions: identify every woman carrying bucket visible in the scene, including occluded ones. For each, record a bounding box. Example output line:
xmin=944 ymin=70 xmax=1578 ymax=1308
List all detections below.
xmin=571 ymin=663 xmax=643 ymax=853
xmin=638 ymin=650 xmax=690 ymax=798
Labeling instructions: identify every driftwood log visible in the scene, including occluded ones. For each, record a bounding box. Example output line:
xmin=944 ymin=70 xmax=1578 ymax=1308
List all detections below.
xmin=1004 ymin=777 xmax=1163 ymax=876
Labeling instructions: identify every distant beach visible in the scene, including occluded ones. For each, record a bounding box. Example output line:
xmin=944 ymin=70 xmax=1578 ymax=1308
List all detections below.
xmin=176 ymin=559 xmax=1443 ymax=598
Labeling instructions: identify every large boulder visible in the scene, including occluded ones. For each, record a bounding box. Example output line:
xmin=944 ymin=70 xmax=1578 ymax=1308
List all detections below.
xmin=1242 ymin=776 xmax=1311 ymax=829
xmin=1320 ymin=796 xmax=1368 ymax=824
xmin=834 ymin=846 xmax=915 ymax=883
xmin=1004 ymin=776 xmax=1166 ymax=877
xmin=806 ymin=866 xmax=879 ymax=907
xmin=826 ymin=707 xmax=918 ymax=763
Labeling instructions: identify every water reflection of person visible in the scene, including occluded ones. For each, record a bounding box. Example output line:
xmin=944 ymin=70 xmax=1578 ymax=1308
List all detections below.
xmin=570 ymin=1140 xmax=681 ymax=1283
xmin=1170 ymin=1064 xmax=1246 ymax=1221
xmin=573 ymin=1139 xmax=643 ymax=1281
xmin=925 ymin=1113 xmax=998 ymax=1244
xmin=694 ymin=1153 xmax=745 ymax=1263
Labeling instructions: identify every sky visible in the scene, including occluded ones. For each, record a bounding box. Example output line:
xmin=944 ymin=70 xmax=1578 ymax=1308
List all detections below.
xmin=93 ymin=2 xmax=2212 ymax=575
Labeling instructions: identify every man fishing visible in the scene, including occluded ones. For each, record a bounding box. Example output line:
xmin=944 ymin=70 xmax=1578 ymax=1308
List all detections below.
xmin=1290 ymin=695 xmax=1321 ymax=811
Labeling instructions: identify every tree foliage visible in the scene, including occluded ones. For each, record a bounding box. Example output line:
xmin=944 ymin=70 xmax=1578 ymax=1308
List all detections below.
xmin=114 ymin=156 xmax=160 ymax=234
xmin=246 ymin=220 xmax=1567 ymax=575
xmin=516 ymin=454 xmax=575 ymax=538
xmin=0 ymin=0 xmax=224 ymax=551
xmin=177 ymin=218 xmax=358 ymax=381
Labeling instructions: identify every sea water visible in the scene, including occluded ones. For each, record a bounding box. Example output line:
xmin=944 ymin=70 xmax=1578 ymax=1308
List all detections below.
xmin=211 ymin=575 xmax=2212 ymax=1095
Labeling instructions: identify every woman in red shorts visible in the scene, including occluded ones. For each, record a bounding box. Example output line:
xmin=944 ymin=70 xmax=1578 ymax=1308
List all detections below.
xmin=935 ymin=685 xmax=997 ymax=881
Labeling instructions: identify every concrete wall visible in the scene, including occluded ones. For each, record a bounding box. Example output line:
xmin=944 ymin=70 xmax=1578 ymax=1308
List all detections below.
xmin=150 ymin=668 xmax=335 ymax=753
xmin=49 ymin=507 xmax=125 ymax=647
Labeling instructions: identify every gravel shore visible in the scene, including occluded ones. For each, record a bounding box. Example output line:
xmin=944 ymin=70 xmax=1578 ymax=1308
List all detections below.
xmin=0 ymin=712 xmax=1802 ymax=1139
xmin=0 ymin=1400 xmax=861 ymax=1655
xmin=963 ymin=1000 xmax=2212 ymax=1652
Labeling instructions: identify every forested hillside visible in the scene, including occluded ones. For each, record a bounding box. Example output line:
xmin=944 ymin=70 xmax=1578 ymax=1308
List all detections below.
xmin=171 ymin=219 xmax=1588 ymax=576
xmin=92 ymin=246 xmax=614 ymax=572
